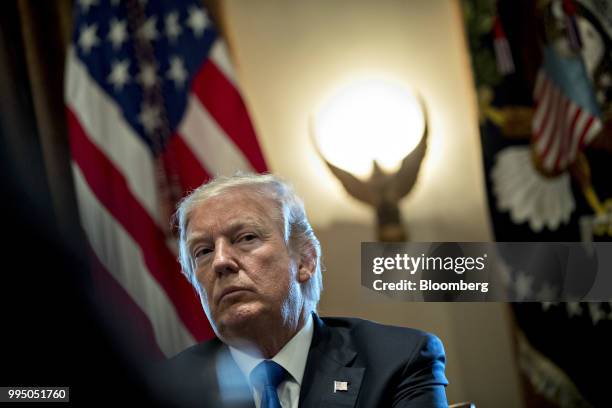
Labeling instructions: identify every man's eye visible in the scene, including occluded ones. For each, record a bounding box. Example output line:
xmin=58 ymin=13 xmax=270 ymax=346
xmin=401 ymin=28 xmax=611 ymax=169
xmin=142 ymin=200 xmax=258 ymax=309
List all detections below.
xmin=237 ymin=233 xmax=257 ymax=243
xmin=194 ymin=248 xmax=212 ymax=259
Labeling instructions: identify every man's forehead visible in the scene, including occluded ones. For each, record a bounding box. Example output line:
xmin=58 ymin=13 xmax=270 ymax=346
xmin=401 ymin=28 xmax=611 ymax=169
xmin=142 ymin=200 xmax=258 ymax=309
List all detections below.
xmin=203 ymin=185 xmax=274 ymax=206
xmin=192 ymin=187 xmax=276 ymax=217
xmin=185 ymin=189 xmax=282 ymax=237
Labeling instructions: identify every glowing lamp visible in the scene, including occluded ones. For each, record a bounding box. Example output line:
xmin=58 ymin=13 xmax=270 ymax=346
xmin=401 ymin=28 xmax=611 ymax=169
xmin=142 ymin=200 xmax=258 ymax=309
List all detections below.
xmin=312 ymin=79 xmax=428 ymax=241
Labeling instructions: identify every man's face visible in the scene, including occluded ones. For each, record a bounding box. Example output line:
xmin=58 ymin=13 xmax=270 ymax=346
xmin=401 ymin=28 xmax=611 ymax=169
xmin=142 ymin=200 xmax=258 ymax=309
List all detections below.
xmin=185 ymin=188 xmax=309 ymax=341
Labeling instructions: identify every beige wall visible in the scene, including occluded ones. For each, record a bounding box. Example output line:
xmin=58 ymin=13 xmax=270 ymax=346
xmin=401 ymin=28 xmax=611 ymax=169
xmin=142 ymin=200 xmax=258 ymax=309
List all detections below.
xmin=220 ymin=1 xmax=523 ymax=406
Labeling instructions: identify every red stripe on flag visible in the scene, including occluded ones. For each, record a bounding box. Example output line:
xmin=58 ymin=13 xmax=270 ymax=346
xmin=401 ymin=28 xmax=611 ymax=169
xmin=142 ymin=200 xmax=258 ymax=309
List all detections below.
xmin=192 ymin=59 xmax=268 ymax=173
xmin=534 ymin=81 xmax=552 ymax=145
xmin=553 ymin=99 xmax=570 ymax=171
xmin=88 ymin=245 xmax=165 ymax=360
xmin=560 ymin=104 xmax=575 ymax=170
xmin=568 ymin=106 xmax=581 ymax=142
xmin=540 ymin=89 xmax=563 ymax=161
xmin=67 ymin=107 xmax=214 ymax=342
xmin=567 ymin=106 xmax=584 ymax=162
xmin=162 ymin=134 xmax=212 ymax=193
xmin=577 ymin=116 xmax=595 ymax=148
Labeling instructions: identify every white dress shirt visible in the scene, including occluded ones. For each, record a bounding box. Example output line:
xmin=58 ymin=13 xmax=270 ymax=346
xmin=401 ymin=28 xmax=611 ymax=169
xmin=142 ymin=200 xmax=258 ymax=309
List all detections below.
xmin=229 ymin=314 xmax=314 ymax=408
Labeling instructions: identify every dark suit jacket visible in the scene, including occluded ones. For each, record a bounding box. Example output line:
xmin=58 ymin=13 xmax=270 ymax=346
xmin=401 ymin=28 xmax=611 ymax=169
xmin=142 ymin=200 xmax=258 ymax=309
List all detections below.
xmin=159 ymin=314 xmax=448 ymax=408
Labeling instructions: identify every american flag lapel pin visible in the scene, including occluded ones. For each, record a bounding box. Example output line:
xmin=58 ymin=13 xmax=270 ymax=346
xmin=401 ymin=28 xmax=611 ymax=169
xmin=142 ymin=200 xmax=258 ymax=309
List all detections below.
xmin=333 ymin=381 xmax=348 ymax=393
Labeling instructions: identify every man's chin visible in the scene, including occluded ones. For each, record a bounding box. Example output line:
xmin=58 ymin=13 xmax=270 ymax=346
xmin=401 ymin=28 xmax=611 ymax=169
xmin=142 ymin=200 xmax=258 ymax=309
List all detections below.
xmin=215 ymin=303 xmax=265 ymax=337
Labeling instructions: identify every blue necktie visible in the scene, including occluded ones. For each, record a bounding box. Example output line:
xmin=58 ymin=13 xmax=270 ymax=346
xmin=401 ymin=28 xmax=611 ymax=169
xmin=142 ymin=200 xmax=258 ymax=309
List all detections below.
xmin=250 ymin=360 xmax=287 ymax=408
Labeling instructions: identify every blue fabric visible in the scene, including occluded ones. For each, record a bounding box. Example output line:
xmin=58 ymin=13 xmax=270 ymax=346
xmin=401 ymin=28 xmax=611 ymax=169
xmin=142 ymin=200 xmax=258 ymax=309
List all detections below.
xmin=542 ymin=46 xmax=601 ymax=117
xmin=250 ymin=360 xmax=286 ymax=408
xmin=72 ymin=0 xmax=217 ymax=154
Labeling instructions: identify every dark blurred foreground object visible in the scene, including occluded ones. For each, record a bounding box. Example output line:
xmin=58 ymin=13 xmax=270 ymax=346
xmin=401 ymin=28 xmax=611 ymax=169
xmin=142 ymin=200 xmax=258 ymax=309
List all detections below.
xmin=0 ymin=1 xmax=167 ymax=404
xmin=0 ymin=142 xmax=166 ymax=405
xmin=462 ymin=0 xmax=612 ymax=407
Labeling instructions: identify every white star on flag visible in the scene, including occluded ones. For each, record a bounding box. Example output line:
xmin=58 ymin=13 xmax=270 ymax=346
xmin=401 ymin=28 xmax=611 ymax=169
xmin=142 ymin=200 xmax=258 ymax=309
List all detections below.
xmin=167 ymin=56 xmax=188 ymax=89
xmin=137 ymin=63 xmax=158 ymax=89
xmin=540 ymin=302 xmax=559 ymax=312
xmin=165 ymin=11 xmax=182 ymax=43
xmin=536 ymin=281 xmax=557 ymax=306
xmin=138 ymin=15 xmax=159 ymax=42
xmin=78 ymin=23 xmax=100 ymax=55
xmin=138 ymin=102 xmax=161 ymax=134
xmin=186 ymin=6 xmax=208 ymax=37
xmin=108 ymin=18 xmax=128 ymax=50
xmin=566 ymin=302 xmax=583 ymax=318
xmin=536 ymin=281 xmax=557 ymax=302
xmin=108 ymin=59 xmax=130 ymax=91
xmin=79 ymin=0 xmax=98 ymax=13
xmin=496 ymin=259 xmax=512 ymax=287
xmin=538 ymin=280 xmax=559 ymax=311
xmin=587 ymin=303 xmax=605 ymax=326
xmin=514 ymin=271 xmax=534 ymax=301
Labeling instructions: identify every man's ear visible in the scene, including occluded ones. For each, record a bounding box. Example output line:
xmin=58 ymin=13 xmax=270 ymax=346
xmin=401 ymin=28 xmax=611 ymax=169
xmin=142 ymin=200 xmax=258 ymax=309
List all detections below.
xmin=297 ymin=243 xmax=316 ymax=284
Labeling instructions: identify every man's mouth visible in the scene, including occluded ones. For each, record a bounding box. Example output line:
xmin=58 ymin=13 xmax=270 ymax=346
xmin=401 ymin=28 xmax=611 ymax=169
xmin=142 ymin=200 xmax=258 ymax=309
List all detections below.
xmin=217 ymin=286 xmax=251 ymax=303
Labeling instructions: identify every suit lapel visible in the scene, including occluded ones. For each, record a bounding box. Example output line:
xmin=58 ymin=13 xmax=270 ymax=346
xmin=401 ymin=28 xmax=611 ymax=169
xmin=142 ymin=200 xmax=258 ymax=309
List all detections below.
xmin=299 ymin=314 xmax=364 ymax=407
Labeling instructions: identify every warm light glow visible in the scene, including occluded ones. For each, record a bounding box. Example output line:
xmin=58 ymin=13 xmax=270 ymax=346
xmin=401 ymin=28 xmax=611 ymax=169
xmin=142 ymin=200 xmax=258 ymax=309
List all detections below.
xmin=315 ymin=79 xmax=425 ymax=179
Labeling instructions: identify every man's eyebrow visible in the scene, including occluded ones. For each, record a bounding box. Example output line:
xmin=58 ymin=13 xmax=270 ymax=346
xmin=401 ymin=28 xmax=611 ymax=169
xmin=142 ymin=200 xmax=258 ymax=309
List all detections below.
xmin=186 ymin=233 xmax=210 ymax=251
xmin=223 ymin=217 xmax=268 ymax=234
xmin=186 ymin=217 xmax=268 ymax=249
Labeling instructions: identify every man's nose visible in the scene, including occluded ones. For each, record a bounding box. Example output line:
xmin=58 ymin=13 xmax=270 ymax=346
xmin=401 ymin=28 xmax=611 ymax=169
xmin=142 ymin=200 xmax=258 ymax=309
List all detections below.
xmin=212 ymin=240 xmax=239 ymax=275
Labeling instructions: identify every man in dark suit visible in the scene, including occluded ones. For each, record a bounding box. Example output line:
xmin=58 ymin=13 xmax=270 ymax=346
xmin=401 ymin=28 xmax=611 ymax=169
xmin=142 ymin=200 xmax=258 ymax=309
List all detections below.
xmin=164 ymin=173 xmax=448 ymax=407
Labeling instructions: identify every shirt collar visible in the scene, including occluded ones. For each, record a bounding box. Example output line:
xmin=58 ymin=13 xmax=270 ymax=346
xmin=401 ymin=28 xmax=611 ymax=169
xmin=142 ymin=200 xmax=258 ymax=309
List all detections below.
xmin=229 ymin=313 xmax=314 ymax=386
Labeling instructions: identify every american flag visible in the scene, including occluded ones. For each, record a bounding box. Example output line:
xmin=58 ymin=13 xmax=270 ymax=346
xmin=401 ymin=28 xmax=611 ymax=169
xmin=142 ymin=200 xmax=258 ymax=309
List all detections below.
xmin=65 ymin=0 xmax=268 ymax=358
xmin=532 ymin=46 xmax=602 ymax=173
